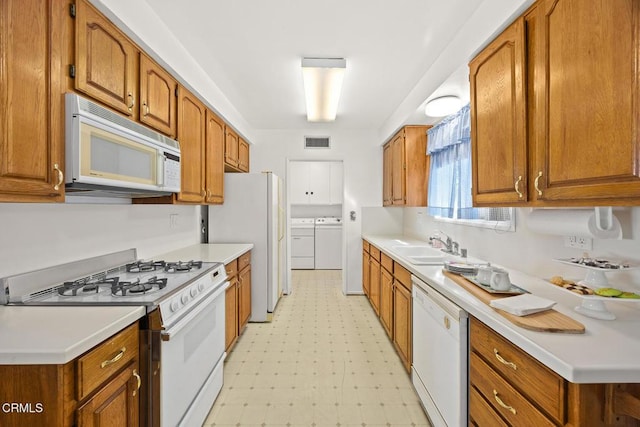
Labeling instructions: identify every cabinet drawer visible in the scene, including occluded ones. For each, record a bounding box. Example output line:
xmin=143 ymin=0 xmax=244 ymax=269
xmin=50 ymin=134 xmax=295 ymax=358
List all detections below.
xmin=76 ymin=322 xmax=139 ymax=401
xmin=238 ymin=251 xmax=251 ymax=271
xmin=469 ymin=385 xmax=509 ymax=427
xmin=363 ymin=239 xmax=370 ymax=253
xmin=381 ymin=253 xmax=393 ymax=273
xmin=369 ymin=245 xmax=381 ymax=261
xmin=470 ymin=352 xmax=555 ymax=427
xmin=470 ymin=318 xmax=565 ymax=423
xmin=393 ymin=263 xmax=411 ymax=290
xmin=225 ymin=259 xmax=238 ymax=277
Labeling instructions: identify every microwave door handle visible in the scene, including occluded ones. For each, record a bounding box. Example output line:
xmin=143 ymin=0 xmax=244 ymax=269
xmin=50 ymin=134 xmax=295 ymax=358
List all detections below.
xmin=158 ymin=153 xmax=165 ymax=187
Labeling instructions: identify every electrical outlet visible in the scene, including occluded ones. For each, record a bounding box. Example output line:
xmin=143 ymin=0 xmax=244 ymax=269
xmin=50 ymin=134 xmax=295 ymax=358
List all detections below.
xmin=564 ymin=235 xmax=593 ymax=250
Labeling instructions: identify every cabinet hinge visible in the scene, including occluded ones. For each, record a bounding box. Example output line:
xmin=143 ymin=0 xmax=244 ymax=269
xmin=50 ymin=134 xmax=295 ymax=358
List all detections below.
xmin=69 ymin=64 xmax=76 ymax=78
xmin=69 ymin=3 xmax=76 ymax=18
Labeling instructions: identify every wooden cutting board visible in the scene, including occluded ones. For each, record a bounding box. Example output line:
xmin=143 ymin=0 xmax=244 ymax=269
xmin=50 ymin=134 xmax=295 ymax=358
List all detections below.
xmin=443 ymin=270 xmax=585 ymax=334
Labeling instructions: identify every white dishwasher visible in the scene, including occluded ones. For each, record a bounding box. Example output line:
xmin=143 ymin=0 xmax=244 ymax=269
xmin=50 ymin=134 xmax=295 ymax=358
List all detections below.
xmin=412 ymin=275 xmax=468 ymax=427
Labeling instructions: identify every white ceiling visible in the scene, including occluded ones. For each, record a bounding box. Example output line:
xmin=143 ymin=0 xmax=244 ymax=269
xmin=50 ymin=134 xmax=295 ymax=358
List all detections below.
xmin=106 ymin=0 xmax=532 ymax=140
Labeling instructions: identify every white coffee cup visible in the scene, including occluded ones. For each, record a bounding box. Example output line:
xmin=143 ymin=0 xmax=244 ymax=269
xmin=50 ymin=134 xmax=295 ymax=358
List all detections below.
xmin=476 ymin=265 xmax=494 ymax=285
xmin=490 ymin=269 xmax=511 ymax=291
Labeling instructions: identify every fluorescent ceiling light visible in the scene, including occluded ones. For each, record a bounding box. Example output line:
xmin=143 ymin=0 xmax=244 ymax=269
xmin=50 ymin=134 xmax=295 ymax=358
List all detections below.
xmin=425 ymin=95 xmax=462 ymax=117
xmin=302 ymin=57 xmax=346 ymax=122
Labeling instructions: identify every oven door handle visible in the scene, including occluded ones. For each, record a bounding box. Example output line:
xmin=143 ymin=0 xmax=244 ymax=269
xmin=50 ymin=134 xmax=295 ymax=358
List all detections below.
xmin=161 ymin=282 xmax=227 ymax=341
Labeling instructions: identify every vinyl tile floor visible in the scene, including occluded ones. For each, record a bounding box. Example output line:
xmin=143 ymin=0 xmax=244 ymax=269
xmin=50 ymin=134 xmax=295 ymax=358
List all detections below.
xmin=203 ymin=269 xmax=432 ymax=427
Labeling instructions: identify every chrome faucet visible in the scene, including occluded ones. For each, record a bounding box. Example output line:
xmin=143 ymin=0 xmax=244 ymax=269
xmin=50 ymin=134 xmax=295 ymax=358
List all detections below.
xmin=429 ymin=232 xmax=459 ymax=255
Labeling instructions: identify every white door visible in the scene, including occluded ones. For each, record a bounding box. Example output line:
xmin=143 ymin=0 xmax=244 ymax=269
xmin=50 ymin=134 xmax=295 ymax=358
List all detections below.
xmin=307 ymin=162 xmax=331 ymax=204
xmin=289 ymin=162 xmax=310 ymax=204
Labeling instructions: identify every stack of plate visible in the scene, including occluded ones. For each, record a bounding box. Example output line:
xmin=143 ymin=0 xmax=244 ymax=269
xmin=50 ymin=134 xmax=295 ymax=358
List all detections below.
xmin=444 ymin=261 xmax=478 ymax=275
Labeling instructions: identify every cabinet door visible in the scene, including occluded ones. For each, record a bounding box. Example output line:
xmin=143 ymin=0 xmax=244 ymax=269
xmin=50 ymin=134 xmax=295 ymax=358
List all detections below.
xmin=0 ymin=0 xmax=65 ymax=202
xmin=391 ymin=133 xmax=406 ymax=205
xmin=176 ymin=86 xmax=205 ymax=203
xmin=383 ymin=143 xmax=393 ymax=206
xmin=393 ymin=282 xmax=412 ymax=372
xmin=76 ymin=362 xmax=140 ymax=427
xmin=532 ymin=0 xmax=640 ymax=203
xmin=307 ymin=162 xmax=331 ymax=204
xmin=289 ymin=161 xmax=310 ymax=204
xmin=224 ymin=126 xmax=239 ymax=169
xmin=362 ymin=250 xmax=370 ymax=296
xmin=470 ymin=18 xmax=527 ymax=206
xmin=238 ymin=138 xmax=250 ymax=172
xmin=238 ymin=266 xmax=252 ymax=329
xmin=369 ymin=258 xmax=381 ymax=315
xmin=139 ymin=54 xmax=176 ymax=137
xmin=379 ymin=267 xmax=394 ymax=339
xmin=75 ymin=0 xmax=138 ymax=117
xmin=225 ymin=278 xmax=238 ymax=352
xmin=205 ymin=110 xmax=225 ymax=204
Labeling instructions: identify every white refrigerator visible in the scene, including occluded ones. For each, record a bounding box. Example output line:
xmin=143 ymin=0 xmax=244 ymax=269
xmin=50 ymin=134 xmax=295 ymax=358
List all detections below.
xmin=209 ymin=172 xmax=285 ymax=321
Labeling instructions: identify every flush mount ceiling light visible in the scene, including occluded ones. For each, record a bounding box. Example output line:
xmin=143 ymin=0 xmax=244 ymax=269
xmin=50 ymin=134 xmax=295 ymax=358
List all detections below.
xmin=425 ymin=95 xmax=462 ymax=117
xmin=302 ymin=57 xmax=346 ymax=122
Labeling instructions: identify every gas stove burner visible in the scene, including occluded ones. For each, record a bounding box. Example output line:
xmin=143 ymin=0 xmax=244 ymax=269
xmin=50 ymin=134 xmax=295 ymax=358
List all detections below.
xmin=164 ymin=260 xmax=203 ymax=273
xmin=58 ymin=277 xmax=119 ymax=297
xmin=112 ymin=277 xmax=168 ymax=297
xmin=126 ymin=260 xmax=166 ymax=273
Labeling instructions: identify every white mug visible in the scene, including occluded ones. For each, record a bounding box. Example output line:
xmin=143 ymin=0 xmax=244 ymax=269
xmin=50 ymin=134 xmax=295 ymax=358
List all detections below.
xmin=476 ymin=266 xmax=493 ymax=285
xmin=490 ymin=269 xmax=511 ymax=291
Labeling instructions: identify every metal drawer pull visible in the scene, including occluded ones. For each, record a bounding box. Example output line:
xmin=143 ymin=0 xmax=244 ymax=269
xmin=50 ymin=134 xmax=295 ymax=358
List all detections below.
xmin=101 ymin=347 xmax=126 ymax=368
xmin=534 ymin=171 xmax=543 ymax=196
xmin=53 ymin=163 xmax=64 ymax=191
xmin=127 ymin=92 xmax=135 ymax=111
xmin=494 ymin=348 xmax=517 ymax=370
xmin=493 ymin=389 xmax=517 ymax=415
xmin=514 ymin=175 xmax=523 ymax=198
xmin=132 ymin=369 xmax=141 ymax=396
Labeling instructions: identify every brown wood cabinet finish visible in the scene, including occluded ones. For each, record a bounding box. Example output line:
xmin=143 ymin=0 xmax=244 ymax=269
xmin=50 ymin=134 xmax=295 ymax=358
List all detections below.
xmin=139 ymin=53 xmax=177 ymax=137
xmin=379 ymin=265 xmax=394 ymax=339
xmin=176 ymin=86 xmax=206 ymax=203
xmin=369 ymin=256 xmax=381 ymax=315
xmin=225 ymin=251 xmax=252 ymax=353
xmin=238 ymin=262 xmax=252 ymax=330
xmin=205 ymin=110 xmax=225 ymax=204
xmin=238 ymin=138 xmax=250 ymax=172
xmin=362 ymin=249 xmax=370 ymax=297
xmin=224 ymin=127 xmax=239 ymax=169
xmin=470 ymin=18 xmax=527 ymax=206
xmin=0 ymin=0 xmax=65 ymax=202
xmin=383 ymin=126 xmax=430 ymax=207
xmin=392 ymin=280 xmax=412 ymax=373
xmin=471 ymin=0 xmax=640 ymax=206
xmin=75 ymin=0 xmax=138 ymax=118
xmin=225 ymin=277 xmax=239 ymax=352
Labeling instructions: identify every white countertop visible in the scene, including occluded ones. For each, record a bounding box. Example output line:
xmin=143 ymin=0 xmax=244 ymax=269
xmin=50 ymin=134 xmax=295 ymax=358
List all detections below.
xmin=0 ymin=306 xmax=145 ymax=365
xmin=364 ymin=234 xmax=640 ymax=384
xmin=155 ymin=243 xmax=253 ymax=265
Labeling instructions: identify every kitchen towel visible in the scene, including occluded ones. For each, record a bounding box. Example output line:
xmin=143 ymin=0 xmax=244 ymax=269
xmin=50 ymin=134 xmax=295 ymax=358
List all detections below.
xmin=490 ymin=294 xmax=556 ymax=316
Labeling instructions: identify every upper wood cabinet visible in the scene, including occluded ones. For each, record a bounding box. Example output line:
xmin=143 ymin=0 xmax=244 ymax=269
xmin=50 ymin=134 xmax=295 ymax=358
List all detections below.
xmin=0 ymin=0 xmax=66 ymax=203
xmin=224 ymin=128 xmax=250 ymax=173
xmin=383 ymin=126 xmax=430 ymax=206
xmin=470 ymin=18 xmax=527 ymax=206
xmin=75 ymin=0 xmax=138 ymax=119
xmin=471 ymin=0 xmax=640 ymax=206
xmin=176 ymin=86 xmax=206 ymax=203
xmin=139 ymin=54 xmax=177 ymax=137
xmin=205 ymin=110 xmax=225 ymax=204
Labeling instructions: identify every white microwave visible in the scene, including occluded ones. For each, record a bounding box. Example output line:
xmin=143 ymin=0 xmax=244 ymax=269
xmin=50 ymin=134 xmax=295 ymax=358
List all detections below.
xmin=65 ymin=93 xmax=181 ymax=197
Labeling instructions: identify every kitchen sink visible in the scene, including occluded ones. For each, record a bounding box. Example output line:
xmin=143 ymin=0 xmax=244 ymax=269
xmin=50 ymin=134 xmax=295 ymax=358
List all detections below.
xmin=406 ymin=255 xmax=448 ymax=265
xmin=392 ymin=245 xmax=448 ymax=265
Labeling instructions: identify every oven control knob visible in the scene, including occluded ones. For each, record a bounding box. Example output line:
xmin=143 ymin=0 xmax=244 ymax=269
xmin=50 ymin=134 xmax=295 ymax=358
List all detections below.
xmin=190 ymin=287 xmax=198 ymax=297
xmin=181 ymin=294 xmax=189 ymax=305
xmin=198 ymin=283 xmax=205 ymax=291
xmin=170 ymin=300 xmax=179 ymax=312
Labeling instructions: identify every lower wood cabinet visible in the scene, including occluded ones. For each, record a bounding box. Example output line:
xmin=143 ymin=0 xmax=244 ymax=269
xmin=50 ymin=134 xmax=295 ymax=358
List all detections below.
xmin=379 ymin=263 xmax=394 ymax=339
xmin=0 ymin=322 xmax=140 ymax=427
xmin=362 ymin=240 xmax=370 ymax=296
xmin=225 ymin=250 xmax=252 ymax=353
xmin=469 ymin=316 xmax=640 ymax=427
xmin=392 ymin=278 xmax=412 ymax=373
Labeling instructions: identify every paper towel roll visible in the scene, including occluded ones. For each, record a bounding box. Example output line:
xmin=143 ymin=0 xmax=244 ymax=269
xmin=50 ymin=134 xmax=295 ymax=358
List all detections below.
xmin=527 ymin=208 xmax=622 ymax=239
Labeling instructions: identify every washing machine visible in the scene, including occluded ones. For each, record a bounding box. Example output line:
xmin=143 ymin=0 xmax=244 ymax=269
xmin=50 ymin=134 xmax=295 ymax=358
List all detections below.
xmin=291 ymin=218 xmax=315 ymax=269
xmin=314 ymin=217 xmax=342 ymax=269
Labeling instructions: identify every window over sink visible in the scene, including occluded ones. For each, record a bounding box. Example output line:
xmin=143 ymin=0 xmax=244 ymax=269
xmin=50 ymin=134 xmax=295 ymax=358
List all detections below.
xmin=427 ymin=104 xmax=514 ymax=231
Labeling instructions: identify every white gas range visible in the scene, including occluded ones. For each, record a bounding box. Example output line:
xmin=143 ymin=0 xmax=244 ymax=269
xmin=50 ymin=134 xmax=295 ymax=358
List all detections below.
xmin=1 ymin=248 xmax=228 ymax=427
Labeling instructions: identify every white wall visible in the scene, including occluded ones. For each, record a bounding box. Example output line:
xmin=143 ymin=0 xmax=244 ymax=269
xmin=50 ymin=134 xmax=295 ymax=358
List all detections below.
xmin=401 ymin=207 xmax=640 ymax=288
xmin=251 ymin=129 xmax=381 ymax=294
xmin=0 ymin=203 xmax=200 ymax=278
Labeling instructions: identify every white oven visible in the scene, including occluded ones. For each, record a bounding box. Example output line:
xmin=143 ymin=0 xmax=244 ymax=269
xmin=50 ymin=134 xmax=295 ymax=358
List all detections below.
xmin=160 ymin=282 xmax=227 ymax=427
